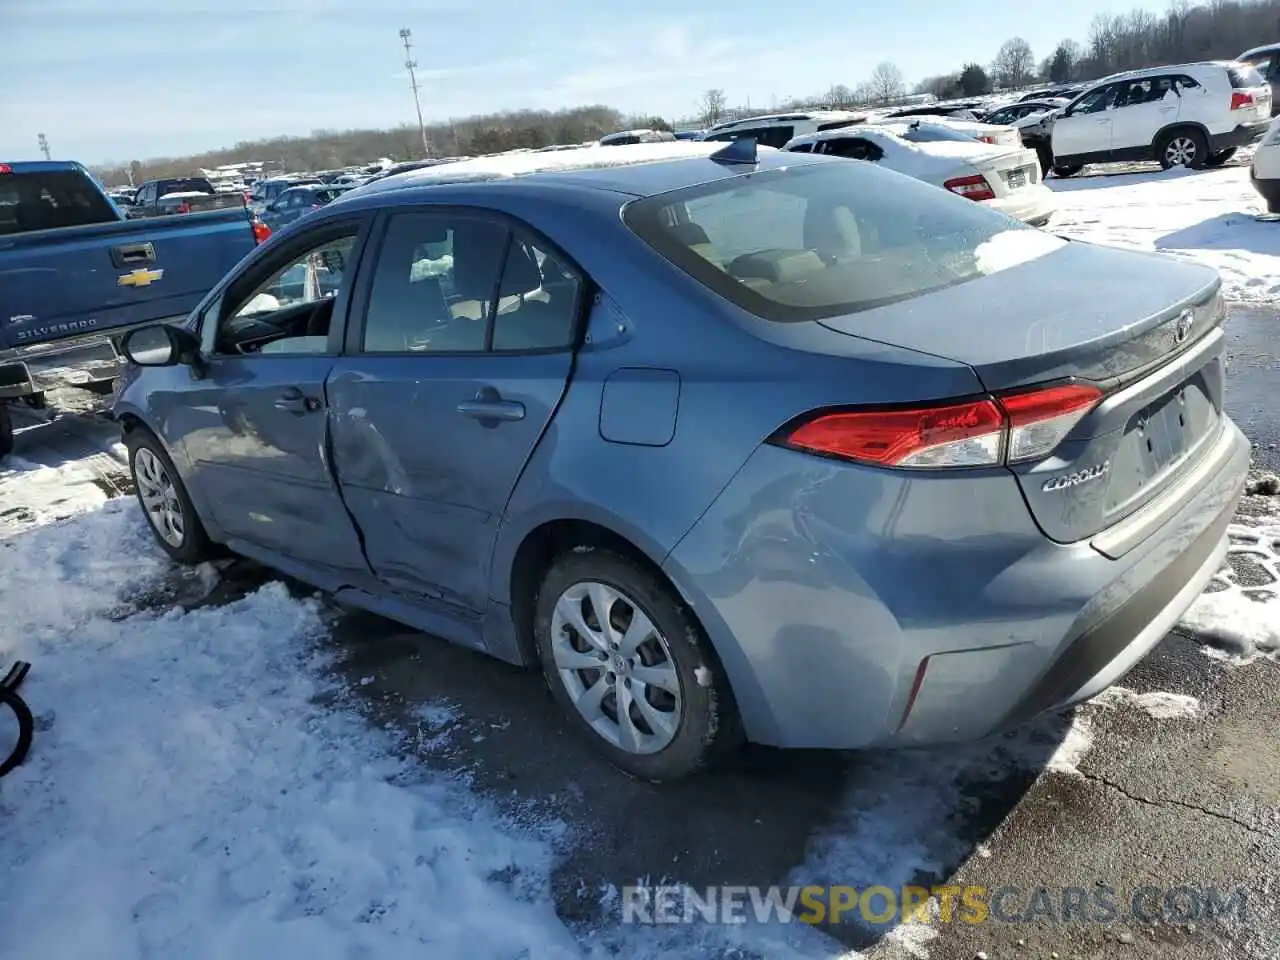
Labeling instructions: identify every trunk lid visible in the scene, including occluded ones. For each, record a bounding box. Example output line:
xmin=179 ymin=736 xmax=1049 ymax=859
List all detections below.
xmin=968 ymin=147 xmax=1041 ymax=196
xmin=818 ymin=241 xmax=1227 ymax=543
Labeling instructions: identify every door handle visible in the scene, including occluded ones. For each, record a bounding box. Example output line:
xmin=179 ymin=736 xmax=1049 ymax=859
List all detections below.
xmin=457 ymin=387 xmax=525 ymax=424
xmin=273 ymin=388 xmax=321 ymax=414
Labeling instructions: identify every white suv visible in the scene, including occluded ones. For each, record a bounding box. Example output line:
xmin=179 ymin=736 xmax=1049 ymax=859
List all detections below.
xmin=700 ymin=111 xmax=866 ymax=148
xmin=1050 ymin=61 xmax=1272 ymax=176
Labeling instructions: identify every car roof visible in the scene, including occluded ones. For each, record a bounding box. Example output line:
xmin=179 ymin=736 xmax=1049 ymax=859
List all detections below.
xmin=1094 ymin=61 xmax=1238 ymax=85
xmin=1241 ymin=43 xmax=1280 ymax=59
xmin=334 ymin=141 xmax=823 ymax=206
xmin=706 ymin=110 xmax=862 ymax=131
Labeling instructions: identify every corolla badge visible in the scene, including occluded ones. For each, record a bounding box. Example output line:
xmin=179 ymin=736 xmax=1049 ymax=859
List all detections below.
xmin=1042 ymin=461 xmax=1110 ymax=492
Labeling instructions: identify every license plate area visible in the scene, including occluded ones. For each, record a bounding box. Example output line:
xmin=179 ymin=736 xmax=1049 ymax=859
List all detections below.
xmin=1105 ymin=375 xmax=1218 ymax=515
xmin=1006 ymin=169 xmax=1028 ymax=189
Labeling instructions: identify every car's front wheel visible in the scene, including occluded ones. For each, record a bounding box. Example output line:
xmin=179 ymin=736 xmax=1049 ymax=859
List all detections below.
xmin=533 ymin=549 xmax=740 ymax=781
xmin=127 ymin=429 xmax=216 ymax=564
xmin=1158 ymin=128 xmax=1208 ymax=169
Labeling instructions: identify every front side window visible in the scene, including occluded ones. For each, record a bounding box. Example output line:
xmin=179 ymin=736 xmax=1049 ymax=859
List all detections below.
xmin=624 ymin=162 xmax=1065 ymax=323
xmin=820 ymin=137 xmax=885 ymax=160
xmin=1070 ymin=85 xmax=1118 ymax=115
xmin=362 ymin=212 xmax=580 ymax=354
xmin=214 ymin=232 xmax=357 ymax=355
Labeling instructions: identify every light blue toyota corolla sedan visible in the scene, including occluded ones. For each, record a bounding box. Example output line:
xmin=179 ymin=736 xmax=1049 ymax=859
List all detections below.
xmin=114 ymin=141 xmax=1249 ymax=781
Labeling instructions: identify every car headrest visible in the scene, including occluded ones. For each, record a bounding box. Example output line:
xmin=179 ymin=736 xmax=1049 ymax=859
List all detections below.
xmin=670 ymin=222 xmax=712 ymax=247
xmin=451 ymin=222 xmax=510 ymax=300
xmin=497 ymin=244 xmax=543 ymax=296
xmin=729 ymin=249 xmax=825 ymax=284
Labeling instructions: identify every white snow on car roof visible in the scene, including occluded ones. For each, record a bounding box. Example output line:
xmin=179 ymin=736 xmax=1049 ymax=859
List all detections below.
xmin=384 ymin=141 xmax=730 ymax=187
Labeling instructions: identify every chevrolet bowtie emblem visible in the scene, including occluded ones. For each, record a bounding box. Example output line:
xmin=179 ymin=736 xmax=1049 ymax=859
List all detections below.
xmin=117 ymin=267 xmax=164 ymax=288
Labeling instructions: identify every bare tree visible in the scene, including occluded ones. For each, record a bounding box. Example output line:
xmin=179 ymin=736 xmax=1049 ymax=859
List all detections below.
xmin=867 ymin=62 xmax=906 ymax=104
xmin=992 ymin=37 xmax=1036 ymax=89
xmin=825 ymin=84 xmax=856 ymax=109
xmin=698 ymin=88 xmax=727 ymax=127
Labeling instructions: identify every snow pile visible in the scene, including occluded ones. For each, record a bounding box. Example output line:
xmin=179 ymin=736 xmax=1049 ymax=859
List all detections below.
xmin=1178 ymin=517 xmax=1280 ymax=658
xmin=0 ymin=501 xmax=581 ymax=960
xmin=1049 ymin=164 xmax=1280 ymax=302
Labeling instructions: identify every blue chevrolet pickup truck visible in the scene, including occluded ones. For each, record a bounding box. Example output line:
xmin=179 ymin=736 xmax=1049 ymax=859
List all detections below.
xmin=0 ymin=160 xmax=269 ymax=456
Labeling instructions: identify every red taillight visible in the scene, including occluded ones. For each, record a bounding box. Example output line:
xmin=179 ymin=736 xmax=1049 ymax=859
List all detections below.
xmin=978 ymin=135 xmax=996 ymax=144
xmin=1231 ymin=91 xmax=1255 ymax=110
xmin=999 ymin=383 xmax=1104 ymax=462
xmin=784 ymin=398 xmax=1006 ymax=468
xmin=251 ymin=219 xmax=271 ymax=245
xmin=176 ymin=202 xmax=191 ymax=214
xmin=779 ymin=383 xmax=1103 ymax=470
xmin=943 ymin=174 xmax=996 ymax=201
xmin=0 ymin=163 xmax=11 ymax=174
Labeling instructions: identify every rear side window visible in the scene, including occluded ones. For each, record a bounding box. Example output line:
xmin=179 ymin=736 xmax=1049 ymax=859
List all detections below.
xmin=624 ymin=162 xmax=1066 ymax=323
xmin=0 ymin=170 xmax=119 ymax=235
xmin=1229 ymin=64 xmax=1266 ymax=88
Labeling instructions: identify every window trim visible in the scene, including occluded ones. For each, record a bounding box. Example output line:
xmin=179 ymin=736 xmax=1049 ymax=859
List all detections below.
xmin=207 ymin=216 xmax=371 ymax=360
xmin=345 ymin=204 xmax=591 ymax=359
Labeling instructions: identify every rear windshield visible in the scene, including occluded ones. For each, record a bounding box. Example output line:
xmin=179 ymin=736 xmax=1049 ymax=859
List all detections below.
xmin=157 ymin=177 xmax=214 ymax=197
xmin=1229 ymin=63 xmax=1267 ymax=88
xmin=898 ymin=124 xmax=978 ymax=143
xmin=0 ymin=170 xmax=119 ymax=235
xmin=623 ymin=161 xmax=1066 ymax=323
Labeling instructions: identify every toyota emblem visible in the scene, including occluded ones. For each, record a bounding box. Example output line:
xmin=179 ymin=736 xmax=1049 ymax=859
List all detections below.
xmin=1173 ymin=310 xmax=1194 ymax=346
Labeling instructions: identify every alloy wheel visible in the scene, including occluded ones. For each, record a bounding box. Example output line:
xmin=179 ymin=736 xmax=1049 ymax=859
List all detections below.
xmin=134 ymin=447 xmax=185 ymax=548
xmin=1165 ymin=136 xmax=1199 ymax=167
xmin=550 ymin=580 xmax=682 ymax=754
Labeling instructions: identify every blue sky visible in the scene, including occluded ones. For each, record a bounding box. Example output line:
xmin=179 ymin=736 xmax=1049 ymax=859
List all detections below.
xmin=2 ymin=0 xmax=1170 ymax=164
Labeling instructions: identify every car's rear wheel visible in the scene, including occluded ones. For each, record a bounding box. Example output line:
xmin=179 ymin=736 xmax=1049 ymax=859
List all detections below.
xmin=1203 ymin=147 xmax=1237 ymax=168
xmin=1157 ymin=128 xmax=1208 ymax=169
xmin=533 ymin=549 xmax=740 ymax=781
xmin=127 ymin=429 xmax=216 ymax=564
xmin=0 ymin=405 xmax=12 ymax=460
xmin=1051 ymin=163 xmax=1084 ymax=178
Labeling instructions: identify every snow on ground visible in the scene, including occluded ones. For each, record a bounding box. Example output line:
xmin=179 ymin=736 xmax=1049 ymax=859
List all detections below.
xmin=0 ymin=453 xmax=112 ymax=535
xmin=1179 ymin=516 xmax=1280 ymax=659
xmin=1049 ymin=163 xmax=1280 ymax=303
xmin=0 ymin=500 xmax=584 ymax=960
xmin=1093 ymin=687 xmax=1202 ymax=720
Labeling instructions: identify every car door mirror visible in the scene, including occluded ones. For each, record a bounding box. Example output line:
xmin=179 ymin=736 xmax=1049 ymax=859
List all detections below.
xmin=122 ymin=324 xmax=200 ymax=367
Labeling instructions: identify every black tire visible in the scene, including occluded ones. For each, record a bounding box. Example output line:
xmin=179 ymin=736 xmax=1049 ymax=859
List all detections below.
xmin=1156 ymin=127 xmax=1208 ymax=170
xmin=533 ymin=548 xmax=742 ymax=781
xmin=0 ymin=405 xmax=12 ymax=460
xmin=1052 ymin=163 xmax=1084 ymax=178
xmin=126 ymin=427 xmax=217 ymax=564
xmin=1204 ymin=147 xmax=1238 ymax=168
xmin=0 ymin=687 xmax=33 ymax=778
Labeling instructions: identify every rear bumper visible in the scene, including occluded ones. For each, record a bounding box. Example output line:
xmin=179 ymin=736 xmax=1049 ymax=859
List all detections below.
xmin=664 ymin=418 xmax=1249 ymax=749
xmin=0 ymin=336 xmax=127 ymax=399
xmin=983 ymin=184 xmax=1056 ymax=225
xmin=1210 ymin=119 xmax=1270 ymax=152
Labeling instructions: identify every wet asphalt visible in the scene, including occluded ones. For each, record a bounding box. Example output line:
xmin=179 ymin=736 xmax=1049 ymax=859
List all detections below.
xmin=5 ymin=301 xmax=1279 ymax=958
